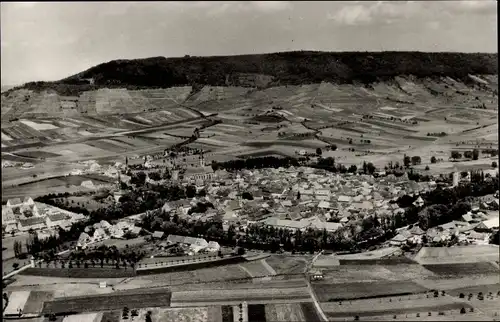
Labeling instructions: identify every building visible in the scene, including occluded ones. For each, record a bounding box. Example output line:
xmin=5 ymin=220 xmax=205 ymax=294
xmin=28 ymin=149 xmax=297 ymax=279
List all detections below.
xmin=152 ymin=231 xmax=165 ymax=239
xmin=18 ymin=217 xmax=46 ymax=232
xmin=206 ymin=241 xmax=221 ymax=252
xmin=45 ymin=213 xmax=71 ymax=229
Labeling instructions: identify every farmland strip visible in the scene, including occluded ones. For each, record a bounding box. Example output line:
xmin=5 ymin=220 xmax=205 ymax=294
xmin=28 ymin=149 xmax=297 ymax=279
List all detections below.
xmin=222 ymin=305 xmax=234 ymax=322
xmin=300 ymin=303 xmax=321 ymax=322
xmin=248 ymin=304 xmax=266 ymax=322
xmin=325 ymin=303 xmax=473 ymax=318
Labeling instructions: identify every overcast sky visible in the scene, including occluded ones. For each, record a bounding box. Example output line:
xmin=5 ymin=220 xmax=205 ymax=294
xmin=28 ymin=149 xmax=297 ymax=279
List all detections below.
xmin=1 ymin=1 xmax=497 ymax=85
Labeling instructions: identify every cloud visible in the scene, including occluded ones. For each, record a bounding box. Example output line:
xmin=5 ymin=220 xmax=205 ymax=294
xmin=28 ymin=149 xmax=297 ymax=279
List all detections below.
xmin=327 ymin=1 xmax=420 ymax=26
xmin=205 ymin=1 xmax=291 ymax=16
xmin=328 ymin=5 xmax=372 ymax=25
xmin=250 ymin=1 xmax=292 ymax=12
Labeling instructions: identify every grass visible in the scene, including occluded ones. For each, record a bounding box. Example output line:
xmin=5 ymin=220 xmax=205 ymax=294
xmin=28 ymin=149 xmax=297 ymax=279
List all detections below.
xmin=446 ymin=283 xmax=500 ymax=297
xmin=265 ymin=256 xmax=308 ymax=275
xmin=20 ymin=267 xmax=135 ymax=279
xmin=14 ymin=151 xmax=61 ymax=159
xmin=42 ymin=289 xmax=172 ymax=314
xmin=312 ymin=281 xmax=429 ymax=302
xmin=300 ymin=303 xmax=320 ymax=322
xmin=325 ymin=302 xmax=473 ymax=318
xmin=248 ymin=304 xmax=267 ymax=322
xmin=22 ymin=291 xmax=54 ymax=314
xmin=100 ymin=311 xmax=120 ymax=322
xmin=423 ymin=262 xmax=499 ymax=277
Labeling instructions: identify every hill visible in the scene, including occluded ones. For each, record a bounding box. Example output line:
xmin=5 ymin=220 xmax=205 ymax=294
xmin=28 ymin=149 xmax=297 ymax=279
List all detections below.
xmin=5 ymin=51 xmax=498 ymax=96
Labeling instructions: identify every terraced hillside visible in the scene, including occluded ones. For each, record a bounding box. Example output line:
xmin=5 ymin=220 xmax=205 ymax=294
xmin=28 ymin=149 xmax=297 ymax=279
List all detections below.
xmin=1 ymin=52 xmax=498 ymax=191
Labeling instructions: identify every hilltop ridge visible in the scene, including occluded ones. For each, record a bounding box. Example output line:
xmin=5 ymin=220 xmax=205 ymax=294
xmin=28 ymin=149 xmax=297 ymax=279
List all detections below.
xmin=5 ymin=51 xmax=498 ymax=96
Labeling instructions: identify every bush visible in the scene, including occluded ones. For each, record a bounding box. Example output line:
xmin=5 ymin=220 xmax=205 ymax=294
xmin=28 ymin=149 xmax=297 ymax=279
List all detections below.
xmin=492 ymin=161 xmax=497 ymax=168
xmin=459 ymin=293 xmax=465 ymax=298
xmin=460 ymin=307 xmax=466 ymax=314
xmin=425 ymin=166 xmax=430 ymax=171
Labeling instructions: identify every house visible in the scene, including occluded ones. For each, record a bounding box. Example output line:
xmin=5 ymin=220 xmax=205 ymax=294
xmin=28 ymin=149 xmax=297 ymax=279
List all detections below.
xmin=45 ymin=213 xmax=71 ymax=228
xmin=390 ymin=230 xmax=412 ymax=246
xmin=311 ymin=221 xmax=343 ymax=232
xmin=462 ymin=214 xmax=474 ymax=223
xmin=18 ymin=217 xmax=46 ymax=232
xmin=93 ymin=228 xmax=107 ymax=241
xmin=129 ymin=226 xmax=142 ymax=236
xmin=262 ymin=217 xmax=310 ymax=232
xmin=6 ymin=198 xmax=22 ymax=208
xmin=413 ymin=196 xmax=425 ymax=208
xmin=476 ymin=217 xmax=499 ymax=231
xmin=318 ymin=201 xmax=331 ymax=210
xmin=338 ymin=196 xmax=352 ymax=203
xmin=206 ymin=241 xmax=221 ymax=252
xmin=2 ymin=207 xmax=17 ymax=225
xmin=23 ymin=197 xmax=35 ymax=206
xmin=77 ymin=232 xmax=91 ymax=248
xmin=152 ymin=231 xmax=165 ymax=239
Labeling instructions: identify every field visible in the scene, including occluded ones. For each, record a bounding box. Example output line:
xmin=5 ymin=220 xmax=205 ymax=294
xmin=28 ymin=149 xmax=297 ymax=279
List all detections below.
xmin=413 ymin=246 xmax=500 ymax=265
xmin=264 ymin=255 xmax=308 ymax=276
xmin=264 ymin=303 xmax=305 ymax=322
xmin=322 ymin=293 xmax=474 ymax=318
xmin=3 ymin=74 xmax=498 ymax=189
xmin=170 ymin=287 xmax=311 ymax=306
xmin=42 ymin=288 xmax=172 ymax=314
xmin=312 ymin=280 xmax=429 ymax=302
xmin=422 ymin=262 xmax=499 ymax=277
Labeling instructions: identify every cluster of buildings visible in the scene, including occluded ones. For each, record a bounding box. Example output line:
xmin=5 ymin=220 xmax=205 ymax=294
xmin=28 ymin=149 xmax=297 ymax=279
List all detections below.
xmin=77 ymin=219 xmax=142 ymax=248
xmin=391 ymin=204 xmax=499 ymax=247
xmin=2 ymin=197 xmax=85 ymax=236
xmin=160 ymin=166 xmax=439 ymax=235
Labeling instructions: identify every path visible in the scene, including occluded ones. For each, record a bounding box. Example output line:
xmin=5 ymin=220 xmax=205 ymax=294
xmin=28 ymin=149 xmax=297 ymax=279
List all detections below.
xmin=303 ymin=250 xmax=329 ymax=322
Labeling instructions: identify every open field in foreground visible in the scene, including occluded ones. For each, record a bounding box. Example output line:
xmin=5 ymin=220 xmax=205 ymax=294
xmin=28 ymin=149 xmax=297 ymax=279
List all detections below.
xmin=42 ymin=288 xmax=172 ymax=314
xmin=321 ymin=293 xmax=473 ymax=318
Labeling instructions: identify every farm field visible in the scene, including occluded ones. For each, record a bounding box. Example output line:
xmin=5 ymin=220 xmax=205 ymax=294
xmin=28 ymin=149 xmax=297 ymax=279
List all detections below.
xmin=41 ymin=288 xmax=172 ymax=314
xmin=170 ymin=287 xmax=311 ymax=305
xmin=312 ymin=280 xmax=429 ymax=302
xmin=321 ymin=293 xmax=474 ymax=318
xmin=264 ymin=303 xmax=305 ymax=322
xmin=422 ymin=262 xmax=500 ymax=277
xmin=413 ymin=246 xmax=500 ymax=265
xmin=264 ymin=255 xmax=308 ymax=276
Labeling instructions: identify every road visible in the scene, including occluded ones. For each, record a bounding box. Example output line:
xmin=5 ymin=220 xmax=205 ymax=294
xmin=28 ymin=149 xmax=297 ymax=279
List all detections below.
xmin=304 ymin=250 xmax=329 ymax=322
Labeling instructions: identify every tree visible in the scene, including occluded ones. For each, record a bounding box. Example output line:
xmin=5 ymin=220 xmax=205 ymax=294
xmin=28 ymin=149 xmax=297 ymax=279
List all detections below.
xmin=242 ymin=192 xmax=253 ymax=200
xmin=316 ymin=148 xmax=322 ymax=156
xmin=425 ymin=166 xmax=430 ymax=171
xmin=451 ymin=151 xmax=462 ymax=160
xmin=492 ymin=161 xmax=497 ymax=168
xmin=12 ymin=263 xmax=19 ymax=270
xmin=411 ymin=156 xmax=421 ymax=166
xmin=430 ymin=156 xmax=437 ymax=164
xmin=145 ymin=311 xmax=152 ymax=322
xmin=403 ymin=155 xmax=411 ymax=167
xmin=366 ymin=162 xmax=376 ymax=175
xmin=464 ymin=151 xmax=473 ymax=159
xmin=348 ymin=165 xmax=357 ymax=173
xmin=186 ymin=185 xmax=196 ymax=198
xmin=131 ymin=171 xmax=147 ymax=186
xmin=472 ymin=149 xmax=479 ymax=160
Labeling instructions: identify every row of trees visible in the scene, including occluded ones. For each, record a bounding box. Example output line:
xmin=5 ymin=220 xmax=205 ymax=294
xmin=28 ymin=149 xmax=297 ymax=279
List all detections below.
xmin=211 ymin=156 xmax=302 ymax=171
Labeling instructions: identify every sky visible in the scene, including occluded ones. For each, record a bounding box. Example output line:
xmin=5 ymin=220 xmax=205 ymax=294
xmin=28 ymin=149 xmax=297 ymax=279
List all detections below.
xmin=1 ymin=1 xmax=497 ymax=85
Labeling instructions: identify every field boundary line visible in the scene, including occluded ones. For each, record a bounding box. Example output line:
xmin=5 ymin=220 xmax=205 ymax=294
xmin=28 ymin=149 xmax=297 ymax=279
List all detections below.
xmin=260 ymin=259 xmax=277 ymax=276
